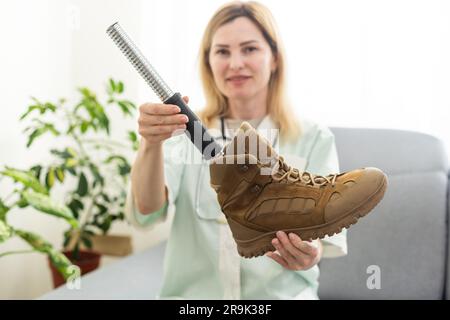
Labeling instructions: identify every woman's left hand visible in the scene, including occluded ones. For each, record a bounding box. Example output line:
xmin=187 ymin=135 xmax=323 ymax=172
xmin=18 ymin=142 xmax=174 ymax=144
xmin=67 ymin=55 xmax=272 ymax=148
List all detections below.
xmin=266 ymin=231 xmax=322 ymax=271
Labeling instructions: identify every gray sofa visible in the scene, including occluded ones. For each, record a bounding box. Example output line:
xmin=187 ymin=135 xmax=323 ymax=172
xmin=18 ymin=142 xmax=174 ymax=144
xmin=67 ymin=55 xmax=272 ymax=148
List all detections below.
xmin=319 ymin=127 xmax=449 ymax=299
xmin=41 ymin=127 xmax=450 ymax=300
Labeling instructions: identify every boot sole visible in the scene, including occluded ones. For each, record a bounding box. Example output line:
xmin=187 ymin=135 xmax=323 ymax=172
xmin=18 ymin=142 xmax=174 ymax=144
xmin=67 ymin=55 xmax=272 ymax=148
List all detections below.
xmin=234 ymin=174 xmax=388 ymax=258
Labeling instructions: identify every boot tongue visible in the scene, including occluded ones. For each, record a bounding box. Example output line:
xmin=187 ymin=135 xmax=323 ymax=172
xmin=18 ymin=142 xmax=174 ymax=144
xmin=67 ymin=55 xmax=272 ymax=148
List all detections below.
xmin=223 ymin=121 xmax=278 ymax=166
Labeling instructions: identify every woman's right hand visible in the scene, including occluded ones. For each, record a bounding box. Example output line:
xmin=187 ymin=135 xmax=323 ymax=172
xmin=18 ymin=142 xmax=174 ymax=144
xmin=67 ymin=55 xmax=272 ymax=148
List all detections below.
xmin=137 ymin=96 xmax=190 ymax=146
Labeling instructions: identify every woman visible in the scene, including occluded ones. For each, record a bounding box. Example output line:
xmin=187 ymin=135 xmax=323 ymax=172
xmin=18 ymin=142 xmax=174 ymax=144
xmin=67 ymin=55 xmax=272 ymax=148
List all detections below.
xmin=126 ymin=1 xmax=347 ymax=299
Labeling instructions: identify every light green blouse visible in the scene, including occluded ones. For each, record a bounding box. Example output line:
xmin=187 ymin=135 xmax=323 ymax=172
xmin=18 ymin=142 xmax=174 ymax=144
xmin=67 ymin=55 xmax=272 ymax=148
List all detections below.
xmin=125 ymin=116 xmax=347 ymax=300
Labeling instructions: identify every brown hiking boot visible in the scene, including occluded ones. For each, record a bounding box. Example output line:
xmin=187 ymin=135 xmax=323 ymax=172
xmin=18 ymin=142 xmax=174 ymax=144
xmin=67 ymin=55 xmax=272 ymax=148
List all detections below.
xmin=209 ymin=122 xmax=388 ymax=258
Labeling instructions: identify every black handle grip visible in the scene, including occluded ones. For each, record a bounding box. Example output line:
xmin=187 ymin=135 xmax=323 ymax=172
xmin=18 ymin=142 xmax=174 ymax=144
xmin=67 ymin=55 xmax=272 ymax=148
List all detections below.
xmin=164 ymin=93 xmax=222 ymax=160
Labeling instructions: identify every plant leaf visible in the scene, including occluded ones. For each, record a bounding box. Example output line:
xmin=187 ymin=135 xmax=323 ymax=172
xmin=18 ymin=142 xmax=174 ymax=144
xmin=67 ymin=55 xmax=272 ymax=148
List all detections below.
xmin=108 ymin=79 xmax=116 ymax=93
xmin=26 ymin=128 xmax=43 ymax=148
xmin=88 ymin=164 xmax=103 ymax=187
xmin=15 ymin=229 xmax=52 ymax=252
xmin=81 ymin=236 xmax=92 ymax=249
xmin=0 ymin=198 xmax=10 ymax=221
xmin=45 ymin=167 xmax=55 ymax=189
xmin=44 ymin=102 xmax=57 ymax=112
xmin=76 ymin=172 xmax=88 ymax=197
xmin=20 ymin=105 xmax=40 ymax=120
xmin=95 ymin=203 xmax=108 ymax=216
xmin=66 ymin=147 xmax=77 ymax=158
xmin=19 ymin=97 xmax=58 ymax=120
xmin=104 ymin=156 xmax=130 ymax=176
xmin=65 ymin=167 xmax=76 ymax=176
xmin=0 ymin=220 xmax=13 ymax=243
xmin=117 ymin=101 xmax=132 ymax=116
xmin=117 ymin=81 xmax=124 ymax=93
xmin=104 ymin=155 xmax=127 ymax=164
xmin=26 ymin=123 xmax=60 ymax=148
xmin=128 ymin=131 xmax=137 ymax=142
xmin=55 ymin=167 xmax=65 ymax=183
xmin=99 ymin=114 xmax=110 ymax=134
xmin=100 ymin=193 xmax=110 ymax=202
xmin=122 ymin=99 xmax=136 ymax=110
xmin=63 ymin=230 xmax=71 ymax=248
xmin=118 ymin=164 xmax=131 ymax=176
xmin=67 ymin=198 xmax=84 ymax=219
xmin=65 ymin=158 xmax=78 ymax=168
xmin=22 ymin=190 xmax=78 ymax=228
xmin=1 ymin=167 xmax=48 ymax=194
xmin=80 ymin=121 xmax=89 ymax=133
xmin=50 ymin=149 xmax=71 ymax=160
xmin=29 ymin=165 xmax=42 ymax=180
xmin=16 ymin=195 xmax=29 ymax=208
xmin=128 ymin=131 xmax=139 ymax=151
xmin=47 ymin=250 xmax=75 ymax=281
xmin=16 ymin=229 xmax=74 ymax=280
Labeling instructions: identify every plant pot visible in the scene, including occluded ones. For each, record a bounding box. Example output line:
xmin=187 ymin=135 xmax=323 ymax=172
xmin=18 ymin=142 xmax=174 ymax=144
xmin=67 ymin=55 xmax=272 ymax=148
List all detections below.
xmin=48 ymin=250 xmax=101 ymax=288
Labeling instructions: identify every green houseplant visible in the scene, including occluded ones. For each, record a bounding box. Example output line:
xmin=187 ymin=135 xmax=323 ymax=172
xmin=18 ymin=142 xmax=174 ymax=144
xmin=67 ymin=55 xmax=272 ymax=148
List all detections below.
xmin=0 ymin=79 xmax=138 ymax=286
xmin=0 ymin=174 xmax=78 ymax=281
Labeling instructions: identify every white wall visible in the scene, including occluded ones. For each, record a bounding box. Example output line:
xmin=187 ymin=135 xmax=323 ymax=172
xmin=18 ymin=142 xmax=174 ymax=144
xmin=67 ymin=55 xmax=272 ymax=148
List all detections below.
xmin=0 ymin=0 xmax=73 ymax=299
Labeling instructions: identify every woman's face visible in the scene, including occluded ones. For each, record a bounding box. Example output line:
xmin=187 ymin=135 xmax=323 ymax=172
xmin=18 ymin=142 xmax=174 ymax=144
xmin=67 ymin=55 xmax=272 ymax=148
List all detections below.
xmin=209 ymin=17 xmax=277 ymax=101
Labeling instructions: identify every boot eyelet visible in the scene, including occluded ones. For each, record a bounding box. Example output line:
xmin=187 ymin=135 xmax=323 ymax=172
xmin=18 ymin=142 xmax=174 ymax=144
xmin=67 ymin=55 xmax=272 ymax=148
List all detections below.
xmin=250 ymin=184 xmax=261 ymax=193
xmin=239 ymin=165 xmax=249 ymax=172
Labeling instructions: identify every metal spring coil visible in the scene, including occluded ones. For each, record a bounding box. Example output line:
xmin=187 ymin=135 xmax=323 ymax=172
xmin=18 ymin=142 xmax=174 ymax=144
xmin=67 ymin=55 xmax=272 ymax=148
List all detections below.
xmin=106 ymin=22 xmax=173 ymax=102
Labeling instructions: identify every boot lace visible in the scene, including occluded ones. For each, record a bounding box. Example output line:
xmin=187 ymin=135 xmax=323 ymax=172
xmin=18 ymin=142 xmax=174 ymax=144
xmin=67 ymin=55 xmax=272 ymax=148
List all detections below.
xmin=270 ymin=156 xmax=338 ymax=187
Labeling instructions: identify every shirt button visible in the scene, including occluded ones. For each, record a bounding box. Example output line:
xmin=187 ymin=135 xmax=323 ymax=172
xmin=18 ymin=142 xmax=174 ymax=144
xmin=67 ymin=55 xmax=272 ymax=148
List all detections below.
xmin=250 ymin=184 xmax=261 ymax=193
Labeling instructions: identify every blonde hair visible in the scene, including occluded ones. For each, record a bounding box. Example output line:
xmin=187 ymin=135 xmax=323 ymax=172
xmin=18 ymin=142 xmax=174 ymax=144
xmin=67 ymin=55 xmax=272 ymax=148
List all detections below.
xmin=198 ymin=1 xmax=300 ymax=141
